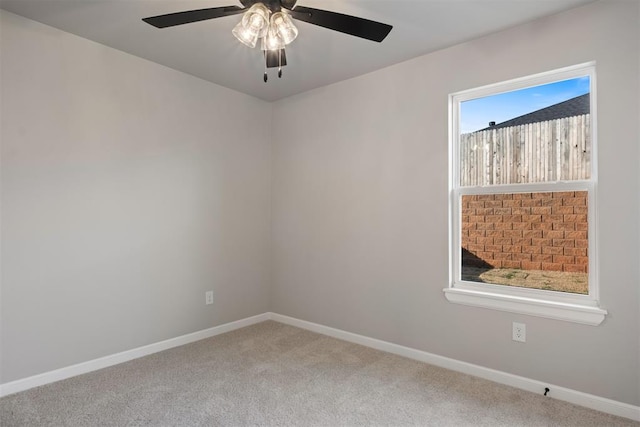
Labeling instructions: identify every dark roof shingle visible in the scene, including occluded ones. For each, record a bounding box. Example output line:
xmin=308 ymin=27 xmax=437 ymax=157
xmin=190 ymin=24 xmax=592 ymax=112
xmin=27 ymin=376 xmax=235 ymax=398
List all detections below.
xmin=478 ymin=93 xmax=590 ymax=132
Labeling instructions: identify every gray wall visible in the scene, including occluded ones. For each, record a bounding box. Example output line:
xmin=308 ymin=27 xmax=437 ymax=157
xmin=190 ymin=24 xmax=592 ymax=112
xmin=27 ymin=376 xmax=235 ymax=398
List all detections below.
xmin=2 ymin=0 xmax=639 ymax=409
xmin=1 ymin=11 xmax=272 ymax=383
xmin=271 ymin=0 xmax=640 ymax=406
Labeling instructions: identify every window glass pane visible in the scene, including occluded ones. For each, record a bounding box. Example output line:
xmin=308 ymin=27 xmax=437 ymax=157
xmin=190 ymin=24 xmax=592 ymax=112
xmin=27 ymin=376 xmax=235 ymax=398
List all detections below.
xmin=460 ymin=191 xmax=588 ymax=295
xmin=459 ymin=77 xmax=591 ymax=186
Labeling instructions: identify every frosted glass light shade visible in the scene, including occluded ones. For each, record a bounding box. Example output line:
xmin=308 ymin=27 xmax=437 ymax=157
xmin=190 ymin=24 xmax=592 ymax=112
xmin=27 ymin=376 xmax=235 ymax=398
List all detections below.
xmin=270 ymin=12 xmax=298 ymax=45
xmin=233 ymin=3 xmax=270 ymax=48
xmin=232 ymin=21 xmax=260 ymax=48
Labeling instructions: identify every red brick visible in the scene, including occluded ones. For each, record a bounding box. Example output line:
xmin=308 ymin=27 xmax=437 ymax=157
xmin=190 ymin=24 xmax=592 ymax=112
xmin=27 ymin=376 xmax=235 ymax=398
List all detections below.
xmin=462 ymin=208 xmax=474 ymax=216
xmin=553 ymin=222 xmax=575 ymax=231
xmin=485 ymin=200 xmax=503 ymax=208
xmin=493 ymin=252 xmax=512 ymax=261
xmin=532 ymin=192 xmax=553 ymax=199
xmin=553 ymin=191 xmax=575 ymax=198
xmin=477 ymin=223 xmax=495 ymax=230
xmin=495 ymin=222 xmax=513 ymax=230
xmin=498 ymin=194 xmax=514 ymax=200
xmin=543 ymin=214 xmax=565 ymax=223
xmin=503 ymin=200 xmax=522 ymax=207
xmin=564 ymin=214 xmax=587 ymax=223
xmin=552 ymin=205 xmax=574 ymax=214
xmin=531 ymin=206 xmax=552 ymax=215
xmin=489 ymin=260 xmax=502 ymax=268
xmin=543 ymin=246 xmax=564 ymax=255
xmin=575 ymin=256 xmax=589 ymax=265
xmin=553 ymin=239 xmax=575 ymax=247
xmin=576 ymin=222 xmax=588 ymax=231
xmin=542 ymin=262 xmax=563 ymax=271
xmin=511 ymin=207 xmax=531 ymax=215
xmin=503 ymin=215 xmax=522 ymax=223
xmin=575 ymin=239 xmax=589 ymax=248
xmin=565 ymin=231 xmax=587 ymax=239
xmin=512 ymin=238 xmax=531 ymax=246
xmin=521 ymin=199 xmax=542 ymax=207
xmin=486 ymin=215 xmax=503 ymax=223
xmin=503 ymin=245 xmax=522 ymax=253
xmin=469 ymin=201 xmax=484 ymax=209
xmin=523 ymin=230 xmax=543 ymax=239
xmin=493 ymin=208 xmax=510 ymax=215
xmin=466 ymin=244 xmax=484 ymax=253
xmin=522 ymin=261 xmax=542 ymax=270
xmin=485 ymin=245 xmax=502 ymax=252
xmin=522 ymin=214 xmax=542 ymax=223
xmin=494 ymin=237 xmax=512 ymax=245
xmin=512 ymin=222 xmax=531 ymax=230
xmin=553 ymin=255 xmax=575 ymax=264
xmin=541 ymin=198 xmax=562 ymax=207
xmin=504 ymin=230 xmax=523 ymax=238
xmin=564 ymin=247 xmax=587 ymax=256
xmin=513 ymin=253 xmax=532 ymax=261
xmin=476 ymin=208 xmax=495 ymax=215
xmin=543 ymin=230 xmax=565 ymax=239
xmin=532 ymin=254 xmax=553 ymax=262
xmin=462 ymin=222 xmax=476 ymax=230
xmin=532 ymin=238 xmax=552 ymax=247
xmin=477 ymin=194 xmax=496 ymax=201
xmin=573 ymin=206 xmax=588 ymax=214
xmin=486 ymin=230 xmax=504 ymax=237
xmin=564 ymin=264 xmax=587 ymax=273
xmin=563 ymin=197 xmax=586 ymax=206
xmin=522 ymin=246 xmax=542 ymax=254
xmin=513 ymin=193 xmax=532 ymax=199
xmin=477 ymin=237 xmax=494 ymax=245
xmin=532 ymin=222 xmax=553 ymax=230
xmin=469 ymin=229 xmax=486 ymax=238
xmin=502 ymin=260 xmax=522 ymax=269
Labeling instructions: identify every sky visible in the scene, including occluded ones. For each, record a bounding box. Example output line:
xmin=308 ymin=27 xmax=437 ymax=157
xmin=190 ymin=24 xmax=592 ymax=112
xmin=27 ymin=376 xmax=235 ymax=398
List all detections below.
xmin=460 ymin=76 xmax=590 ymax=134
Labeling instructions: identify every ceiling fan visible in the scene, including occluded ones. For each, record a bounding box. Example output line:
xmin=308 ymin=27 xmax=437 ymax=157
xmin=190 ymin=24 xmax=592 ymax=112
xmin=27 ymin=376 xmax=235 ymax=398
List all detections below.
xmin=142 ymin=0 xmax=392 ymax=82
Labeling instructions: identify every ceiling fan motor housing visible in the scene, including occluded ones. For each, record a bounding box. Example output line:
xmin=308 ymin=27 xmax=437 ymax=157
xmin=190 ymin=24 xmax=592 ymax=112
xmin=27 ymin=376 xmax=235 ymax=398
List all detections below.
xmin=240 ymin=0 xmax=298 ymax=13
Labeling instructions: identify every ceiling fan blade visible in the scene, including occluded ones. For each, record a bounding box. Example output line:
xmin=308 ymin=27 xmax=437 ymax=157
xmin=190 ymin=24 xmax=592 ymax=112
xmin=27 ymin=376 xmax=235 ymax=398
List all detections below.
xmin=287 ymin=6 xmax=392 ymax=42
xmin=142 ymin=6 xmax=244 ymax=28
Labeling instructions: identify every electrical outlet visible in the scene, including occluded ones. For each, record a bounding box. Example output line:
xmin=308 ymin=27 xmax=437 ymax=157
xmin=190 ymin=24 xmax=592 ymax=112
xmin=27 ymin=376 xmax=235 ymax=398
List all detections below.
xmin=205 ymin=291 xmax=213 ymax=305
xmin=512 ymin=322 xmax=526 ymax=342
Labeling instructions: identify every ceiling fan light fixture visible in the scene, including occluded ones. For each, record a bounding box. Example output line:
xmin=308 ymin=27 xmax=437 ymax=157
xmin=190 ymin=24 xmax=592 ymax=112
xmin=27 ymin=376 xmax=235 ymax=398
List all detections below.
xmin=262 ymin=28 xmax=285 ymax=51
xmin=270 ymin=12 xmax=298 ymax=45
xmin=232 ymin=2 xmax=270 ymax=47
xmin=232 ymin=20 xmax=260 ymax=48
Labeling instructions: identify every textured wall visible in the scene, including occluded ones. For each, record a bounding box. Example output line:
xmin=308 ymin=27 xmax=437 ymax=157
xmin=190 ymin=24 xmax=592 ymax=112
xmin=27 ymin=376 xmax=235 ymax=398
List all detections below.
xmin=461 ymin=192 xmax=588 ymax=272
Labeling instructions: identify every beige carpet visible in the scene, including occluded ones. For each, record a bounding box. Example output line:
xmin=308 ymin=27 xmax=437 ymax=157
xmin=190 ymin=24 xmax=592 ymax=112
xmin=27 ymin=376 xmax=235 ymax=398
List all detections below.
xmin=0 ymin=320 xmax=636 ymax=426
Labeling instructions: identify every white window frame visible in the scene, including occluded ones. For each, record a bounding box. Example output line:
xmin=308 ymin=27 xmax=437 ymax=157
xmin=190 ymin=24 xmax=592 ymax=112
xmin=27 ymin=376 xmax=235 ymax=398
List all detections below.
xmin=444 ymin=62 xmax=607 ymax=325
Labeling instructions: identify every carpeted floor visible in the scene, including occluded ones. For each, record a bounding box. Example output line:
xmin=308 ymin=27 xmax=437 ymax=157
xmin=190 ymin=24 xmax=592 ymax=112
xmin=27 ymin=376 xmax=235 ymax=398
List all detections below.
xmin=0 ymin=320 xmax=637 ymax=426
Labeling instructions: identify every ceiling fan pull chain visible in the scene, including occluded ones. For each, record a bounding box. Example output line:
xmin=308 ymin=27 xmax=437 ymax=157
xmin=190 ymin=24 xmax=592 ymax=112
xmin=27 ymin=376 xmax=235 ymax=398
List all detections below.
xmin=278 ymin=49 xmax=283 ymax=78
xmin=263 ymin=50 xmax=268 ymax=83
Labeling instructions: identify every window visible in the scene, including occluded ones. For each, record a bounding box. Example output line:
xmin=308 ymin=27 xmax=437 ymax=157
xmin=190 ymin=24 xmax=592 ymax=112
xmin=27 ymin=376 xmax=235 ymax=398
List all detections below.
xmin=445 ymin=63 xmax=607 ymax=325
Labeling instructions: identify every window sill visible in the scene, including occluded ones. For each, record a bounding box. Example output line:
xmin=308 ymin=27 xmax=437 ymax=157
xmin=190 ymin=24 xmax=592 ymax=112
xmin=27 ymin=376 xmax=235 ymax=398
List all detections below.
xmin=443 ymin=288 xmax=607 ymax=325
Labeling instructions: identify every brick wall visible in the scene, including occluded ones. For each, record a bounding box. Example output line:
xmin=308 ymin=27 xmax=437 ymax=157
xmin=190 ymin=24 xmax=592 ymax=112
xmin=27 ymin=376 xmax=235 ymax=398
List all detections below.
xmin=461 ymin=192 xmax=588 ymax=273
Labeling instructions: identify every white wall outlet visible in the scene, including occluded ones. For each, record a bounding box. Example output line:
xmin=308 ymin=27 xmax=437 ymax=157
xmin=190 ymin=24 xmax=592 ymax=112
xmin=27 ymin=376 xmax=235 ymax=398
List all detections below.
xmin=512 ymin=322 xmax=526 ymax=342
xmin=205 ymin=291 xmax=213 ymax=305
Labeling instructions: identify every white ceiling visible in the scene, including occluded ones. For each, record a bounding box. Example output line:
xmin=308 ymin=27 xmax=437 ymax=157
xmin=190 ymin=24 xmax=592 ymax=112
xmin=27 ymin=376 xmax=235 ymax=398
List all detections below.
xmin=1 ymin=0 xmax=594 ymax=101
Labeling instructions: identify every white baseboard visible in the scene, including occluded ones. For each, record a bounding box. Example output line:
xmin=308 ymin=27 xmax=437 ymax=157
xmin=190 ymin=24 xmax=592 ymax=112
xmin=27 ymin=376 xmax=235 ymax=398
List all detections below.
xmin=268 ymin=312 xmax=640 ymax=422
xmin=2 ymin=311 xmax=638 ymax=422
xmin=0 ymin=313 xmax=270 ymax=398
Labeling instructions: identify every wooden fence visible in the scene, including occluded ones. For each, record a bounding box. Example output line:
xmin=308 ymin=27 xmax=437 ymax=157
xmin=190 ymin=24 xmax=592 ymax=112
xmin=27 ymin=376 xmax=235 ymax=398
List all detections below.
xmin=460 ymin=114 xmax=591 ymax=186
